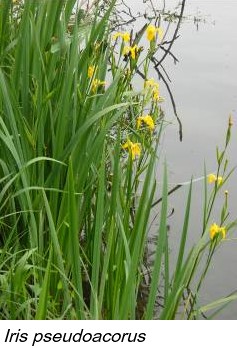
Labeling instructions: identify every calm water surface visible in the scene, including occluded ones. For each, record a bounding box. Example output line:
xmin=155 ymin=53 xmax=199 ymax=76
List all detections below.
xmin=128 ymin=0 xmax=237 ymax=319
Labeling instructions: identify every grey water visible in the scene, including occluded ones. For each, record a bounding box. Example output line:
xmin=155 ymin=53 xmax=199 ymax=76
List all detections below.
xmin=127 ymin=0 xmax=237 ymax=319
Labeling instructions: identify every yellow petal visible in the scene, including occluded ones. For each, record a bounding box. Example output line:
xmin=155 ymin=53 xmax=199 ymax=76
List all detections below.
xmin=112 ymin=32 xmax=122 ymax=40
xmin=122 ymin=32 xmax=130 ymax=42
xmin=208 ymin=173 xmax=217 ymax=184
xmin=145 ymin=78 xmax=159 ymax=90
xmin=123 ymin=46 xmax=131 ymax=56
xmin=122 ymin=140 xmax=141 ymax=160
xmin=131 ymin=143 xmax=141 ymax=159
xmin=219 ymin=227 xmax=226 ymax=239
xmin=130 ymin=45 xmax=138 ymax=59
xmin=88 ymin=65 xmax=95 ymax=78
xmin=137 ymin=117 xmax=143 ymax=129
xmin=153 ymin=90 xmax=160 ymax=101
xmin=156 ymin=27 xmax=164 ymax=40
xmin=209 ymin=223 xmax=220 ymax=239
xmin=146 ymin=24 xmax=156 ymax=41
xmin=143 ymin=115 xmax=155 ymax=131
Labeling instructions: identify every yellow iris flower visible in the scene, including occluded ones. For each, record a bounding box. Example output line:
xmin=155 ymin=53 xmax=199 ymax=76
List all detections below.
xmin=209 ymin=223 xmax=226 ymax=240
xmin=123 ymin=45 xmax=139 ymax=60
xmin=91 ymin=79 xmax=106 ymax=93
xmin=88 ymin=65 xmax=95 ymax=79
xmin=146 ymin=24 xmax=163 ymax=41
xmin=152 ymin=90 xmax=160 ymax=101
xmin=122 ymin=140 xmax=141 ymax=160
xmin=145 ymin=78 xmax=160 ymax=101
xmin=137 ymin=115 xmax=155 ymax=131
xmin=207 ymin=174 xmax=223 ymax=185
xmin=122 ymin=32 xmax=130 ymax=42
xmin=112 ymin=32 xmax=130 ymax=42
xmin=145 ymin=78 xmax=159 ymax=90
xmin=208 ymin=173 xmax=217 ymax=184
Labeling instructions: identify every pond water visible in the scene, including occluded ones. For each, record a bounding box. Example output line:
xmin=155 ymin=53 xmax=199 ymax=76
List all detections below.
xmin=127 ymin=0 xmax=237 ymax=319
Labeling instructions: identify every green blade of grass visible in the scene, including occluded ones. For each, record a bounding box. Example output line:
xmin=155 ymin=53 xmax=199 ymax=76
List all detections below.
xmin=89 ymin=149 xmax=106 ymax=318
xmin=68 ymin=159 xmax=85 ymax=319
xmin=35 ymin=249 xmax=52 ymax=320
xmin=145 ymin=164 xmax=168 ymax=319
xmin=173 ymin=180 xmax=193 ymax=283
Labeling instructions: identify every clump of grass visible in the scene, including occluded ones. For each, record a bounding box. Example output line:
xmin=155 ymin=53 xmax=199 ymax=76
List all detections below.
xmin=0 ymin=0 xmax=236 ymax=319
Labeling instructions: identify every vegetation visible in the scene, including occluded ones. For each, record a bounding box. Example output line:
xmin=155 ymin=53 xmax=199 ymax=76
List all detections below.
xmin=0 ymin=0 xmax=236 ymax=319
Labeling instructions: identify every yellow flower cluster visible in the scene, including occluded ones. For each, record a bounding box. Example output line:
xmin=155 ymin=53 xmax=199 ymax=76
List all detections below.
xmin=146 ymin=24 xmax=163 ymax=42
xmin=208 ymin=173 xmax=223 ymax=185
xmin=137 ymin=115 xmax=155 ymax=131
xmin=209 ymin=223 xmax=226 ymax=240
xmin=145 ymin=78 xmax=160 ymax=101
xmin=112 ymin=32 xmax=130 ymax=42
xmin=123 ymin=45 xmax=139 ymax=60
xmin=91 ymin=79 xmax=106 ymax=93
xmin=122 ymin=140 xmax=141 ymax=160
xmin=88 ymin=65 xmax=96 ymax=79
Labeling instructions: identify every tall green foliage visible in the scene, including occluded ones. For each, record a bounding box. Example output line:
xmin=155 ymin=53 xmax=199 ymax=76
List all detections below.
xmin=0 ymin=0 xmax=236 ymax=319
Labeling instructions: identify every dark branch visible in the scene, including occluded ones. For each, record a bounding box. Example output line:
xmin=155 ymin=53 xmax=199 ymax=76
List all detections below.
xmin=155 ymin=0 xmax=186 ymax=68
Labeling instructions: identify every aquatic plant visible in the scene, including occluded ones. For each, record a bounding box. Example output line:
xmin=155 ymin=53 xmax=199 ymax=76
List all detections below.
xmin=0 ymin=0 xmax=236 ymax=320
